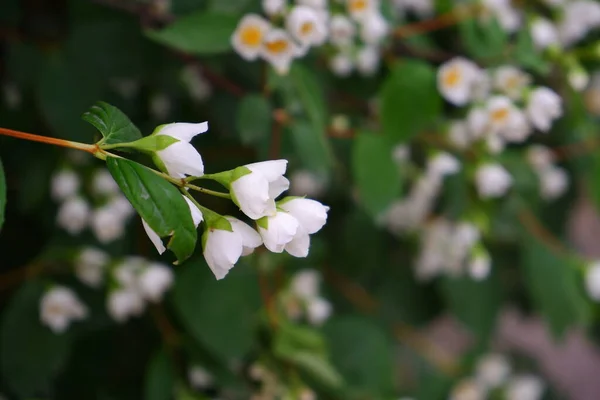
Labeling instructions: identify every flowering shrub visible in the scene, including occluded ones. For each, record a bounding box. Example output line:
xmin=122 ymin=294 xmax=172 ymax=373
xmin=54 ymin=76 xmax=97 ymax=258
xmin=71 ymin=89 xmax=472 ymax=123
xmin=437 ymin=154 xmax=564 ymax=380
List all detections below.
xmin=2 ymin=0 xmax=600 ymax=399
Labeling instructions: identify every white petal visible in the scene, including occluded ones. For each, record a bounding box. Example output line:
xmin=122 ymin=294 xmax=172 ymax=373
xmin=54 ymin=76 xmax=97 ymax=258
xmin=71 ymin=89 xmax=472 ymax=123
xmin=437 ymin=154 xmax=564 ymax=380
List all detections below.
xmin=268 ymin=176 xmax=290 ymax=199
xmin=259 ymin=212 xmax=299 ymax=252
xmin=284 ymin=227 xmax=311 ymax=257
xmin=156 ymin=122 xmax=208 ymax=142
xmin=232 ymin=173 xmax=272 ymax=220
xmin=183 ymin=196 xmax=204 ymax=226
xmin=204 ymin=229 xmax=243 ymax=279
xmin=142 ymin=219 xmax=166 ymax=254
xmin=157 ymin=141 xmax=204 ymax=177
xmin=226 ymin=217 xmax=263 ymax=255
xmin=280 ymin=198 xmax=329 ymax=234
xmin=246 ymin=160 xmax=288 ymax=182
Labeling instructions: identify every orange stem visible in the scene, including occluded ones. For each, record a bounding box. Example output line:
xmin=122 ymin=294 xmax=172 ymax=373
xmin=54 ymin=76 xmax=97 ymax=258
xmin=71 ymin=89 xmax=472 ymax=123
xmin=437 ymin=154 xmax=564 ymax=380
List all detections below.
xmin=394 ymin=4 xmax=479 ymax=39
xmin=0 ymin=127 xmax=96 ymax=153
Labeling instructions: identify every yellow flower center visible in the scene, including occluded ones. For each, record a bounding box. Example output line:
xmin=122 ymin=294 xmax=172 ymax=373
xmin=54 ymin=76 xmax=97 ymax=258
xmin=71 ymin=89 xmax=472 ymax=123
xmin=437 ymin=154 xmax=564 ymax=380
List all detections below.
xmin=240 ymin=25 xmax=263 ymax=47
xmin=443 ymin=66 xmax=462 ymax=88
xmin=265 ymin=39 xmax=290 ymax=54
xmin=491 ymin=108 xmax=509 ymax=123
xmin=349 ymin=0 xmax=368 ymax=12
xmin=300 ymin=22 xmax=314 ymax=36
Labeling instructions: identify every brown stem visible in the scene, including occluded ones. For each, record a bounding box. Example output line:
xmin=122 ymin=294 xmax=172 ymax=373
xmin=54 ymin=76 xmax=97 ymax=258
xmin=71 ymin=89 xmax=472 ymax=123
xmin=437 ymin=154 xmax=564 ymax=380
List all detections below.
xmin=0 ymin=127 xmax=96 ymax=153
xmin=394 ymin=4 xmax=478 ymax=39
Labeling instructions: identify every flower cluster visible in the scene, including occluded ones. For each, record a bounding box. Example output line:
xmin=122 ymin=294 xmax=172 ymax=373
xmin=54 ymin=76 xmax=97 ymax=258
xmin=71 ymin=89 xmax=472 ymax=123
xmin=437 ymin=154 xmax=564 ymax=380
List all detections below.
xmin=40 ymin=286 xmax=88 ymax=334
xmin=231 ymin=0 xmax=390 ymax=77
xmin=450 ymin=353 xmax=545 ymax=400
xmin=52 ymin=166 xmax=135 ymax=243
xmin=526 ymin=145 xmax=569 ymax=201
xmin=282 ymin=269 xmax=333 ymax=326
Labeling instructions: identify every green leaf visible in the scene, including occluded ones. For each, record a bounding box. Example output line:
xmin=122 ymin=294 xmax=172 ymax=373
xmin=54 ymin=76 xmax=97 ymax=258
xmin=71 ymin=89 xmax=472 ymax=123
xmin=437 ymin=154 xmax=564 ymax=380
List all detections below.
xmin=380 ymin=60 xmax=441 ymax=142
xmin=440 ymin=270 xmax=501 ymax=342
xmin=0 ymin=157 xmax=5 ymax=231
xmin=289 ymin=64 xmax=327 ymax=131
xmin=208 ymin=0 xmax=253 ymax=13
xmin=236 ymin=94 xmax=272 ymax=145
xmin=106 ymin=158 xmax=197 ymax=263
xmin=145 ymin=349 xmax=175 ymax=400
xmin=289 ymin=120 xmax=333 ymax=176
xmin=82 ymin=101 xmax=143 ymax=145
xmin=515 ymin=27 xmax=550 ymax=74
xmin=0 ymin=281 xmax=72 ymax=397
xmin=146 ymin=12 xmax=238 ymax=55
xmin=323 ymin=316 xmax=395 ymax=396
xmin=352 ymin=132 xmax=402 ymax=218
xmin=171 ymin=259 xmax=260 ymax=362
xmin=521 ymin=232 xmax=590 ymax=338
xmin=459 ymin=18 xmax=508 ymax=59
xmin=284 ymin=351 xmax=343 ymax=391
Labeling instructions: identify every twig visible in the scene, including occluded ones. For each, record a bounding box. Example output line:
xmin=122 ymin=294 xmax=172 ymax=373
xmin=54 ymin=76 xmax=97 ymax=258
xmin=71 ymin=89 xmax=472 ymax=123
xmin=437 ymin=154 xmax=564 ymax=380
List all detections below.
xmin=394 ymin=4 xmax=479 ymax=39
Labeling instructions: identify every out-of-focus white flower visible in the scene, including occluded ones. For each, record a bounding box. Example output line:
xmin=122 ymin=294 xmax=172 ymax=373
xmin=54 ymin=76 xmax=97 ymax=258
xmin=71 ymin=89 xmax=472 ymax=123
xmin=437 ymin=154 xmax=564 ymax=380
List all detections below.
xmin=531 ymin=17 xmax=560 ymax=50
xmin=225 ymin=216 xmax=263 ymax=256
xmin=230 ymin=160 xmax=289 ymax=220
xmin=330 ymin=52 xmax=354 ymax=77
xmin=526 ymin=87 xmax=563 ymax=132
xmin=181 ymin=65 xmax=212 ymax=102
xmin=527 ymin=145 xmax=555 ymax=171
xmin=480 ymin=0 xmax=522 ymax=33
xmin=149 ymin=93 xmax=170 ymax=121
xmin=449 ymin=378 xmax=486 ymax=400
xmin=291 ymin=269 xmax=321 ymax=299
xmin=360 ymin=11 xmax=388 ymax=44
xmin=91 ymin=169 xmax=119 ymax=197
xmin=137 ymin=263 xmax=174 ymax=302
xmin=329 ymin=15 xmax=356 ymax=47
xmin=475 ymin=353 xmax=511 ymax=389
xmin=559 ymin=1 xmax=600 ymax=46
xmin=568 ymin=68 xmax=590 ymax=92
xmin=506 ymin=374 xmax=545 ymax=400
xmin=257 ymin=211 xmax=299 ymax=253
xmin=347 ymin=0 xmax=379 ymax=21
xmin=448 ymin=121 xmax=471 ymax=149
xmin=427 ymin=152 xmax=461 ymax=178
xmin=539 ymin=166 xmax=569 ymax=200
xmin=57 ymin=196 xmax=90 ymax=235
xmin=153 ymin=122 xmax=208 ymax=178
xmin=202 ymin=224 xmax=244 ymax=280
xmin=75 ymin=247 xmax=110 ymax=288
xmin=3 ymin=82 xmax=21 ymax=110
xmin=260 ymin=29 xmax=298 ymax=75
xmin=286 ymin=5 xmax=328 ymax=47
xmin=232 ymin=14 xmax=271 ymax=60
xmin=107 ymin=195 xmax=136 ymax=219
xmin=262 ymin=0 xmax=286 ymax=16
xmin=289 ymin=170 xmax=327 ymax=198
xmin=91 ymin=206 xmax=126 ymax=244
xmin=107 ymin=288 xmax=145 ymax=322
xmin=113 ymin=256 xmax=146 ymax=288
xmin=356 ymin=45 xmax=380 ymax=76
xmin=298 ymin=0 xmax=327 ymax=8
xmin=40 ymin=286 xmax=87 ymax=333
xmin=469 ymin=251 xmax=491 ymax=280
xmin=306 ymin=297 xmax=332 ymax=325
xmin=475 ymin=163 xmax=513 ymax=199
xmin=51 ymin=169 xmax=80 ymax=202
xmin=392 ymin=144 xmax=410 ymax=165
xmin=188 ymin=365 xmax=214 ymax=389
xmin=585 ymin=261 xmax=600 ymax=301
xmin=143 ymin=196 xmax=203 ymax=254
xmin=493 ymin=66 xmax=530 ymax=100
xmin=486 ymin=96 xmax=531 ymax=143
xmin=437 ymin=57 xmax=482 ymax=106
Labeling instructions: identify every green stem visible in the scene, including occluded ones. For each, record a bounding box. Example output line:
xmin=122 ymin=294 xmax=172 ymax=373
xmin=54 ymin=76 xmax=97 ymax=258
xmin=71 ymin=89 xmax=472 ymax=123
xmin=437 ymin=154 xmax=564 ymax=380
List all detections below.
xmin=187 ymin=184 xmax=232 ymax=199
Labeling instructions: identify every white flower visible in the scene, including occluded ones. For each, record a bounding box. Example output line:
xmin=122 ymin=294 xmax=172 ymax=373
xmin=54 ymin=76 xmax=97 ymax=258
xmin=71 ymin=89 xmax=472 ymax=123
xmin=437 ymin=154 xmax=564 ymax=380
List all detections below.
xmin=260 ymin=29 xmax=298 ymax=75
xmin=486 ymin=96 xmax=531 ymax=143
xmin=449 ymin=378 xmax=485 ymax=400
xmin=91 ymin=169 xmax=120 ymax=197
xmin=51 ymin=169 xmax=80 ymax=201
xmin=448 ymin=121 xmax=471 ymax=149
xmin=75 ymin=247 xmax=110 ymax=288
xmin=360 ymin=11 xmax=388 ymax=44
xmin=298 ymin=0 xmax=327 ymax=8
xmin=113 ymin=256 xmax=146 ymax=288
xmin=493 ymin=66 xmax=530 ymax=100
xmin=181 ymin=65 xmax=212 ymax=102
xmin=467 ymin=107 xmax=489 ymax=139
xmin=531 ymin=18 xmax=560 ymax=50
xmin=585 ymin=261 xmax=600 ymax=301
xmin=506 ymin=375 xmax=545 ymax=400
xmin=568 ymin=68 xmax=590 ymax=92
xmin=40 ymin=286 xmax=87 ymax=333
xmin=539 ymin=166 xmax=568 ymax=200
xmin=91 ymin=206 xmax=126 ymax=244
xmin=188 ymin=365 xmax=214 ymax=389
xmin=560 ymin=1 xmax=600 ymax=46
xmin=527 ymin=145 xmax=554 ymax=171
xmin=480 ymin=0 xmax=521 ymax=33
xmin=329 ymin=15 xmax=356 ymax=47
xmin=306 ymin=297 xmax=332 ymax=325
xmin=356 ymin=45 xmax=380 ymax=76
xmin=232 ymin=14 xmax=271 ymax=61
xmin=437 ymin=57 xmax=482 ymax=106
xmin=202 ymin=225 xmax=244 ymax=280
xmin=143 ymin=196 xmax=203 ymax=254
xmin=279 ymin=198 xmax=329 ymax=234
xmin=475 ymin=163 xmax=512 ymax=199
xmin=427 ymin=152 xmax=461 ymax=178
xmin=286 ymin=5 xmax=328 ymax=47
xmin=262 ymin=0 xmax=286 ymax=16
xmin=57 ymin=196 xmax=90 ymax=235
xmin=469 ymin=252 xmax=491 ymax=280
xmin=290 ymin=170 xmax=327 ymax=198
xmin=257 ymin=211 xmax=299 ymax=253
xmin=347 ymin=0 xmax=378 ymax=21
xmin=291 ymin=269 xmax=321 ymax=299
xmin=149 ymin=93 xmax=170 ymax=121
xmin=225 ymin=216 xmax=262 ymax=255
xmin=107 ymin=288 xmax=145 ymax=322
xmin=107 ymin=195 xmax=136 ymax=219
xmin=230 ymin=160 xmax=289 ymax=220
xmin=330 ymin=52 xmax=354 ymax=77
xmin=475 ymin=353 xmax=511 ymax=389
xmin=153 ymin=122 xmax=208 ymax=178
xmin=137 ymin=263 xmax=174 ymax=302
xmin=526 ymin=87 xmax=562 ymax=132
